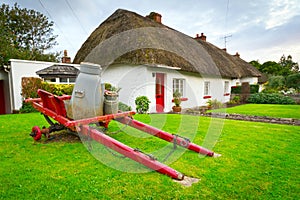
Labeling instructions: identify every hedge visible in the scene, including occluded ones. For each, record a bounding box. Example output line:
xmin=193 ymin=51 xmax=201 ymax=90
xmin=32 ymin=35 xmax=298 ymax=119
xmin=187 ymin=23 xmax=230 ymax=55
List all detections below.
xmin=20 ymin=77 xmax=74 ymax=113
xmin=247 ymin=93 xmax=296 ymax=105
xmin=231 ymin=84 xmax=259 ymax=94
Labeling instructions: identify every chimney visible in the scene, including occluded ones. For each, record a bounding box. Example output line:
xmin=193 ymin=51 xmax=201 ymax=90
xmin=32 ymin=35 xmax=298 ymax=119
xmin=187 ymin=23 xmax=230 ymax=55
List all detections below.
xmin=222 ymin=48 xmax=227 ymax=52
xmin=195 ymin=33 xmax=206 ymax=42
xmin=234 ymin=52 xmax=240 ymax=58
xmin=146 ymin=12 xmax=162 ymax=23
xmin=61 ymin=50 xmax=71 ymax=63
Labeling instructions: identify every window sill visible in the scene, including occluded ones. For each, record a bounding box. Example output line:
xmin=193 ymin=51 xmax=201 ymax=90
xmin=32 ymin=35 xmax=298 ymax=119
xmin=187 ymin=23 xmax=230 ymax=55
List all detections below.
xmin=172 ymin=97 xmax=188 ymax=102
xmin=203 ymin=95 xmax=211 ymax=99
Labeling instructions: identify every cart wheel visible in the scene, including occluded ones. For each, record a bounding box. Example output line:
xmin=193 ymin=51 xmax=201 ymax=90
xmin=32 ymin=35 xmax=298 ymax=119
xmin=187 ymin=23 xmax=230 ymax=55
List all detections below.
xmin=30 ymin=126 xmax=42 ymax=141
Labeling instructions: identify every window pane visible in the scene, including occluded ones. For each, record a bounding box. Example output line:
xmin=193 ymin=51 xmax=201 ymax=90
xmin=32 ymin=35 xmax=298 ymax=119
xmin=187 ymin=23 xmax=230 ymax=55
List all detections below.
xmin=173 ymin=79 xmax=184 ymax=96
xmin=60 ymin=78 xmax=68 ymax=83
xmin=204 ymin=81 xmax=210 ymax=95
xmin=69 ymin=78 xmax=76 ymax=83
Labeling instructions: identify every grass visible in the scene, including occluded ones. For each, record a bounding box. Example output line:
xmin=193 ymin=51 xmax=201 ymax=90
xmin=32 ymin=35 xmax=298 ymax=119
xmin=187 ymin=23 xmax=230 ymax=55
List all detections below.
xmin=211 ymin=104 xmax=300 ymax=119
xmin=0 ymin=112 xmax=299 ymax=199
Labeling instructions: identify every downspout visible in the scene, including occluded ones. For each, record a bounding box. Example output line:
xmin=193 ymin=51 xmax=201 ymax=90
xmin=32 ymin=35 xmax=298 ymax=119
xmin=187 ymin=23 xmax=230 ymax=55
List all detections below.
xmin=4 ymin=64 xmax=14 ymax=113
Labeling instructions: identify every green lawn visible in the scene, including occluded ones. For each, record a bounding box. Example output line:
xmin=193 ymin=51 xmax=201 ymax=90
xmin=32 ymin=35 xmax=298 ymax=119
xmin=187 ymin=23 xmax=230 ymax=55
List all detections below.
xmin=212 ymin=104 xmax=300 ymax=119
xmin=0 ymin=113 xmax=299 ymax=199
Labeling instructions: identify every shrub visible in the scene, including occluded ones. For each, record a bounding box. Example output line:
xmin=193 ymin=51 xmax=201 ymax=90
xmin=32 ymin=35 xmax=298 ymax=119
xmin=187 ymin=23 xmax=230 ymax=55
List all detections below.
xmin=250 ymin=85 xmax=259 ymax=93
xmin=247 ymin=93 xmax=296 ymax=104
xmin=21 ymin=77 xmax=43 ymax=98
xmin=118 ymin=102 xmax=132 ymax=112
xmin=135 ymin=96 xmax=151 ymax=114
xmin=267 ymin=76 xmax=285 ymax=90
xmin=19 ymin=102 xmax=38 ymax=113
xmin=207 ymin=99 xmax=224 ymax=109
xmin=231 ymin=84 xmax=259 ymax=94
xmin=231 ymin=86 xmax=241 ymax=94
xmin=228 ymin=95 xmax=241 ymax=105
xmin=22 ymin=77 xmax=74 ymax=99
xmin=286 ymin=73 xmax=300 ymax=90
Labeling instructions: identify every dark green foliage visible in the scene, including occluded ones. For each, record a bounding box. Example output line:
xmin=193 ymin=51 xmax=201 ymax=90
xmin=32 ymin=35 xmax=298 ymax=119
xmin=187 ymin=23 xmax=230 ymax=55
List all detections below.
xmin=250 ymin=84 xmax=259 ymax=93
xmin=250 ymin=55 xmax=299 ymax=76
xmin=19 ymin=102 xmax=38 ymax=113
xmin=118 ymin=102 xmax=132 ymax=112
xmin=228 ymin=95 xmax=240 ymax=105
xmin=231 ymin=86 xmax=241 ymax=94
xmin=104 ymin=82 xmax=112 ymax=90
xmin=247 ymin=93 xmax=296 ymax=104
xmin=286 ymin=73 xmax=300 ymax=90
xmin=135 ymin=96 xmax=151 ymax=114
xmin=231 ymin=84 xmax=259 ymax=94
xmin=267 ymin=76 xmax=285 ymax=89
xmin=0 ymin=3 xmax=59 ymax=66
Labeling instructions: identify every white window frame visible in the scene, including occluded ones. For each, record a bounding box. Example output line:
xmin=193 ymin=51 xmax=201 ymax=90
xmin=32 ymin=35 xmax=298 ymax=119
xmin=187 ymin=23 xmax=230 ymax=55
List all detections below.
xmin=224 ymin=81 xmax=230 ymax=94
xmin=173 ymin=78 xmax=185 ymax=96
xmin=204 ymin=81 xmax=210 ymax=96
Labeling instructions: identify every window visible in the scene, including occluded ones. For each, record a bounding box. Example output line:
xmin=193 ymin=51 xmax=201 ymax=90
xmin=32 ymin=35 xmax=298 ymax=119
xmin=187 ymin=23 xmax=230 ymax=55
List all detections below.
xmin=44 ymin=78 xmax=56 ymax=83
xmin=60 ymin=78 xmax=68 ymax=83
xmin=204 ymin=81 xmax=210 ymax=96
xmin=224 ymin=81 xmax=230 ymax=95
xmin=173 ymin=79 xmax=185 ymax=96
xmin=69 ymin=77 xmax=76 ymax=83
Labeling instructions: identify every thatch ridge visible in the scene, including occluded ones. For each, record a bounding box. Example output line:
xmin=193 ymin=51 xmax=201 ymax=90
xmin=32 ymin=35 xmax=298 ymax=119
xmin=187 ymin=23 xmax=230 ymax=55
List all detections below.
xmin=73 ymin=9 xmax=261 ymax=79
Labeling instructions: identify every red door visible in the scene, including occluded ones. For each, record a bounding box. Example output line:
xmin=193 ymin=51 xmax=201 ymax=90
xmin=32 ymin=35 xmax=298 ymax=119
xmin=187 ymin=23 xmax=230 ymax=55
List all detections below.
xmin=0 ymin=80 xmax=5 ymax=114
xmin=155 ymin=73 xmax=165 ymax=112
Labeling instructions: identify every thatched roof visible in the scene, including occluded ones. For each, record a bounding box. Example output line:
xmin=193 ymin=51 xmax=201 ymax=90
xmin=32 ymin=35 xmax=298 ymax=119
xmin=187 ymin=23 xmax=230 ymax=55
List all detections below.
xmin=36 ymin=64 xmax=79 ymax=78
xmin=74 ymin=9 xmax=261 ymax=79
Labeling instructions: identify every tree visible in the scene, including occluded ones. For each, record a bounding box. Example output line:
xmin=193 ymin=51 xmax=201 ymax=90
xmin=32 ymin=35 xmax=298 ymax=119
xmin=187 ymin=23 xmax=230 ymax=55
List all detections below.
xmin=278 ymin=55 xmax=299 ymax=76
xmin=0 ymin=3 xmax=60 ymax=67
xmin=286 ymin=73 xmax=300 ymax=90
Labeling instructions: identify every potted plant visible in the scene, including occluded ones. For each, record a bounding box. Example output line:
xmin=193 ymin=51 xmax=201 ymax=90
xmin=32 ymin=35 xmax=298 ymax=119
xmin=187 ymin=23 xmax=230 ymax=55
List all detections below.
xmin=104 ymin=85 xmax=120 ymax=114
xmin=104 ymin=85 xmax=120 ymax=101
xmin=172 ymin=90 xmax=182 ymax=112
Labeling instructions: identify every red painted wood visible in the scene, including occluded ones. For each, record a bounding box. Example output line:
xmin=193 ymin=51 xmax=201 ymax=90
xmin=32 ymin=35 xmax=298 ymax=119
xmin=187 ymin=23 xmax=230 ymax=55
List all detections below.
xmin=0 ymin=80 xmax=5 ymax=114
xmin=155 ymin=73 xmax=165 ymax=112
xmin=117 ymin=116 xmax=215 ymax=157
xmin=80 ymin=125 xmax=184 ymax=180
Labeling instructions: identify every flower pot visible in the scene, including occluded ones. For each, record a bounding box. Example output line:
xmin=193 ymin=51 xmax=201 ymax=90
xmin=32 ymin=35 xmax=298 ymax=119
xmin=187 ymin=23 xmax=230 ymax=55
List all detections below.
xmin=172 ymin=106 xmax=181 ymax=113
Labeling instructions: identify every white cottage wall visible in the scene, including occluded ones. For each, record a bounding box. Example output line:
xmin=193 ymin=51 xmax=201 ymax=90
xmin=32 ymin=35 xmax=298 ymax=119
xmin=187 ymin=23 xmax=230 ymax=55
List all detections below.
xmin=9 ymin=59 xmax=55 ymax=111
xmin=101 ymin=64 xmax=151 ymax=112
xmin=8 ymin=59 xmax=80 ymax=112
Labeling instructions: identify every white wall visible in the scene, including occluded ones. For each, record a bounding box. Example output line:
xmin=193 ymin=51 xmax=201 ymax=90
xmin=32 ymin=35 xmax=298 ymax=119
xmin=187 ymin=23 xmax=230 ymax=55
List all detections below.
xmin=102 ymin=64 xmax=234 ymax=113
xmin=9 ymin=59 xmax=80 ymax=112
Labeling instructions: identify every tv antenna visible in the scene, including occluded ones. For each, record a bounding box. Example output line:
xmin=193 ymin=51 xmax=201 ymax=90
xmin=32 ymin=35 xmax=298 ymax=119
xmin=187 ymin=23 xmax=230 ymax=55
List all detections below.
xmin=223 ymin=34 xmax=232 ymax=49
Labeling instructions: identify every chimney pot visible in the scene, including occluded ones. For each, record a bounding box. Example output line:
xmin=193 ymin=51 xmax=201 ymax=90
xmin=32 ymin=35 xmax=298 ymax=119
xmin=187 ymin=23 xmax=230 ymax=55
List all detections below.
xmin=234 ymin=52 xmax=240 ymax=57
xmin=195 ymin=33 xmax=206 ymax=42
xmin=147 ymin=12 xmax=162 ymax=23
xmin=62 ymin=50 xmax=71 ymax=63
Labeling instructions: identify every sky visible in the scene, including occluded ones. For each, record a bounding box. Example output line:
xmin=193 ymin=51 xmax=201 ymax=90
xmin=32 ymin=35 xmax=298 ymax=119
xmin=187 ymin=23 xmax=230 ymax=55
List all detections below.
xmin=3 ymin=0 xmax=300 ymax=64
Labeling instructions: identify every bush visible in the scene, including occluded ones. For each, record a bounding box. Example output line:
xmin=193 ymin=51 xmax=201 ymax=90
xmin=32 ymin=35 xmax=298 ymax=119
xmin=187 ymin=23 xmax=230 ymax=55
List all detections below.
xmin=118 ymin=102 xmax=132 ymax=112
xmin=247 ymin=93 xmax=296 ymax=104
xmin=267 ymin=76 xmax=285 ymax=90
xmin=228 ymin=95 xmax=240 ymax=105
xmin=207 ymin=99 xmax=224 ymax=109
xmin=19 ymin=102 xmax=38 ymax=113
xmin=21 ymin=77 xmax=43 ymax=98
xmin=250 ymin=85 xmax=259 ymax=93
xmin=22 ymin=77 xmax=74 ymax=99
xmin=135 ymin=96 xmax=151 ymax=114
xmin=231 ymin=84 xmax=259 ymax=94
xmin=286 ymin=73 xmax=300 ymax=90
